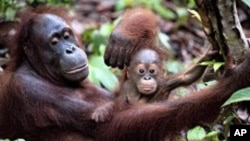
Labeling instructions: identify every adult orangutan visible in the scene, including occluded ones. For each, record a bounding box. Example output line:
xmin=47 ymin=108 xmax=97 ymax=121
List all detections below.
xmin=0 ymin=6 xmax=114 ymax=140
xmin=0 ymin=6 xmax=249 ymax=141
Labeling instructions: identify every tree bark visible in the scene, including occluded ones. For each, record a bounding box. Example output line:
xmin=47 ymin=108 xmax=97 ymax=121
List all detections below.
xmin=195 ymin=0 xmax=249 ymax=64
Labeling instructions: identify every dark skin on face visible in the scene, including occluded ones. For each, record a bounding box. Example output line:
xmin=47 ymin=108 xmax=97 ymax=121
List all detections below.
xmin=31 ymin=14 xmax=89 ymax=82
xmin=120 ymin=48 xmax=166 ymax=104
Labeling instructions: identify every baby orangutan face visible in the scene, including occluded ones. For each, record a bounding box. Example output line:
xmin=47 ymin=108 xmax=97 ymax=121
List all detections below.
xmin=127 ymin=49 xmax=164 ymax=95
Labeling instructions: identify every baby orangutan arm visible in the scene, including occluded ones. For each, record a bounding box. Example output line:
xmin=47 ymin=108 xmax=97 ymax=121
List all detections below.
xmin=165 ymin=47 xmax=218 ymax=90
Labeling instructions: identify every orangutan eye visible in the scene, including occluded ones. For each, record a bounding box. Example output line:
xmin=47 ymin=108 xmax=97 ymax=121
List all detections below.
xmin=149 ymin=69 xmax=155 ymax=74
xmin=64 ymin=31 xmax=70 ymax=39
xmin=51 ymin=37 xmax=59 ymax=46
xmin=139 ymin=69 xmax=145 ymax=74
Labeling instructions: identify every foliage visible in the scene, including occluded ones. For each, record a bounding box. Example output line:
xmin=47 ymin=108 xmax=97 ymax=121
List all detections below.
xmin=242 ymin=0 xmax=250 ymax=7
xmin=164 ymin=59 xmax=185 ymax=74
xmin=185 ymin=83 xmax=250 ymax=140
xmin=83 ymin=22 xmax=119 ymax=91
xmin=115 ymin=0 xmax=197 ymax=28
xmin=0 ymin=0 xmax=72 ymax=21
xmin=200 ymin=60 xmax=225 ymax=72
xmin=223 ymin=87 xmax=250 ymax=107
xmin=0 ymin=0 xmax=25 ymax=21
xmin=88 ymin=54 xmax=119 ymax=91
xmin=115 ymin=0 xmax=175 ymax=20
xmin=187 ymin=126 xmax=206 ymax=141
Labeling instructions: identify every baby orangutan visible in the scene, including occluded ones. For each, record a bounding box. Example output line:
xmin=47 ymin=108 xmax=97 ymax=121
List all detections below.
xmin=119 ymin=47 xmax=216 ymax=106
xmin=119 ymin=48 xmax=166 ymax=104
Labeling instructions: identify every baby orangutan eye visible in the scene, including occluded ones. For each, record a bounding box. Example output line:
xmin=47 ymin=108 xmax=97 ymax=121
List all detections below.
xmin=51 ymin=37 xmax=59 ymax=46
xmin=149 ymin=69 xmax=155 ymax=74
xmin=139 ymin=69 xmax=145 ymax=74
xmin=64 ymin=31 xmax=70 ymax=39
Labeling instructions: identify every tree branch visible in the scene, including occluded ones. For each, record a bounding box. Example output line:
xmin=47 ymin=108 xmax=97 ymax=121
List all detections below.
xmin=195 ymin=0 xmax=249 ymax=64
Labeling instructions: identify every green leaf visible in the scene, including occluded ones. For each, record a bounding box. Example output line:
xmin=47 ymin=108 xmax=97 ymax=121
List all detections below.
xmin=98 ymin=44 xmax=106 ymax=56
xmin=153 ymin=4 xmax=176 ymax=19
xmin=115 ymin=0 xmax=134 ymax=10
xmin=99 ymin=22 xmax=113 ymax=37
xmin=187 ymin=0 xmax=196 ymax=8
xmin=213 ymin=62 xmax=224 ymax=72
xmin=242 ymin=0 xmax=250 ymax=8
xmin=177 ymin=8 xmax=188 ymax=24
xmin=0 ymin=0 xmax=4 ymax=13
xmin=187 ymin=126 xmax=206 ymax=140
xmin=205 ymin=130 xmax=220 ymax=141
xmin=175 ymin=87 xmax=192 ymax=97
xmin=82 ymin=28 xmax=95 ymax=43
xmin=5 ymin=7 xmax=15 ymax=21
xmin=88 ymin=56 xmax=118 ymax=91
xmin=200 ymin=61 xmax=214 ymax=66
xmin=222 ymin=87 xmax=250 ymax=107
xmin=137 ymin=0 xmax=154 ymax=8
xmin=165 ymin=60 xmax=184 ymax=74
xmin=91 ymin=31 xmax=107 ymax=54
xmin=158 ymin=32 xmax=172 ymax=52
xmin=200 ymin=61 xmax=224 ymax=72
xmin=196 ymin=80 xmax=217 ymax=90
xmin=115 ymin=0 xmax=126 ymax=10
xmin=223 ymin=115 xmax=235 ymax=125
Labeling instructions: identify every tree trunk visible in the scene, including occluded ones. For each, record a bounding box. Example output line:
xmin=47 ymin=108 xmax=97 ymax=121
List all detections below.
xmin=195 ymin=0 xmax=249 ymax=64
